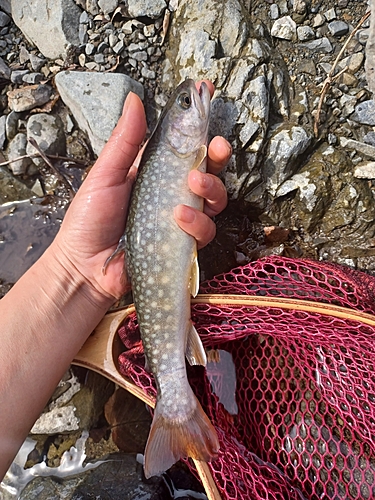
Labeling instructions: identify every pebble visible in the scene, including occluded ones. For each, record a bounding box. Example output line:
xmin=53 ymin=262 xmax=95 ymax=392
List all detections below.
xmin=19 ymin=45 xmax=30 ymax=63
xmin=98 ymin=0 xmax=118 ymax=15
xmin=354 ymin=162 xmax=375 ymax=179
xmin=11 ymin=69 xmax=29 ymax=84
xmin=340 ymin=137 xmax=375 ymax=159
xmin=312 ymin=13 xmax=325 ymax=27
xmin=5 ymin=111 xmax=20 ymax=141
xmin=350 ymin=100 xmax=375 ymax=127
xmin=0 ymin=11 xmax=10 ymax=27
xmin=85 ymin=42 xmax=95 ymax=55
xmin=7 ymin=84 xmax=53 ymax=112
xmin=141 ymin=67 xmax=156 ymax=79
xmin=302 ymin=37 xmax=333 ymax=53
xmin=0 ymin=115 xmax=6 ymax=149
xmin=297 ymin=26 xmax=315 ymax=41
xmin=112 ymin=39 xmax=124 ymax=54
xmin=324 ymin=7 xmax=336 ymax=21
xmin=22 ymin=72 xmax=44 ymax=84
xmin=328 ymin=20 xmax=349 ymax=37
xmin=269 ymin=4 xmax=279 ymax=20
xmin=6 ymin=132 xmax=31 ymax=175
xmin=0 ymin=56 xmax=10 ymax=79
xmin=271 ymin=16 xmax=296 ymax=40
xmin=26 ymin=113 xmax=66 ymax=167
xmin=30 ymin=53 xmax=45 ymax=72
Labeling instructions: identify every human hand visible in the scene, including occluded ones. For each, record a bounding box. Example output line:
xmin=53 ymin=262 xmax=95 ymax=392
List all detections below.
xmin=52 ymin=81 xmax=230 ymax=302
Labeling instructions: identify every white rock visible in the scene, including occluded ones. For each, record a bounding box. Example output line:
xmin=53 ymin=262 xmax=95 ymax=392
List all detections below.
xmin=324 ymin=7 xmax=336 ymax=21
xmin=354 ymin=162 xmax=375 ymax=179
xmin=30 ymin=406 xmax=80 ymax=434
xmin=271 ymin=16 xmax=296 ymax=40
xmin=11 ymin=0 xmax=81 ymax=59
xmin=269 ymin=4 xmax=279 ymax=20
xmin=55 ymin=71 xmax=144 ymax=155
xmin=126 ymin=0 xmax=167 ymax=19
xmin=297 ymin=26 xmax=315 ymax=41
xmin=98 ymin=0 xmax=118 ymax=14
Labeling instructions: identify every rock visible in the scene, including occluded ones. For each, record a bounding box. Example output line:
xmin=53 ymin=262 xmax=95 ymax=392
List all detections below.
xmin=0 ymin=11 xmax=10 ymax=28
xmin=86 ymin=0 xmax=100 ymax=15
xmin=328 ymin=20 xmax=349 ymax=37
xmin=269 ymin=4 xmax=279 ymax=20
xmin=7 ymin=84 xmax=53 ymax=112
xmin=271 ymin=16 xmax=296 ymax=40
xmin=340 ymin=137 xmax=375 ymax=159
xmin=312 ymin=13 xmax=325 ymax=28
xmin=0 ymin=0 xmax=11 ymax=13
xmin=0 ymin=56 xmax=10 ymax=80
xmin=366 ymin=0 xmax=375 ymax=95
xmin=324 ymin=7 xmax=336 ymax=21
xmin=354 ymin=162 xmax=375 ymax=179
xmin=5 ymin=111 xmax=21 ymax=141
xmin=22 ymin=72 xmax=45 ymax=84
xmin=98 ymin=0 xmax=118 ymax=14
xmin=11 ymin=69 xmax=29 ymax=85
xmin=112 ymin=39 xmax=124 ymax=54
xmin=30 ymin=405 xmax=80 ymax=434
xmin=297 ymin=26 xmax=315 ymax=41
xmin=11 ymin=0 xmax=81 ymax=59
xmin=301 ymin=37 xmax=333 ymax=53
xmin=0 ymin=114 xmax=6 ymax=149
xmin=30 ymin=54 xmax=46 ymax=72
xmin=125 ymin=0 xmax=167 ymax=19
xmin=338 ymin=52 xmax=364 ymax=74
xmin=263 ymin=125 xmax=312 ymax=196
xmin=19 ymin=46 xmax=30 ymax=64
xmin=55 ymin=71 xmax=144 ymax=155
xmin=6 ymin=133 xmax=32 ymax=175
xmin=0 ymin=167 xmax=34 ymax=203
xmin=350 ymin=100 xmax=375 ymax=126
xmin=26 ymin=113 xmax=66 ymax=167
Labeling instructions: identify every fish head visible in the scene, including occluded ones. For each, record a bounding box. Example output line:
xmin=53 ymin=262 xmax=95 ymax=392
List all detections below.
xmin=161 ymin=79 xmax=210 ymax=157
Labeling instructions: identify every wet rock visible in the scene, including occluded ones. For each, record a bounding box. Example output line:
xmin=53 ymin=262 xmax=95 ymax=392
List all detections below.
xmin=350 ymin=99 xmax=375 ymax=126
xmin=11 ymin=0 xmax=81 ymax=59
xmin=6 ymin=133 xmax=32 ymax=175
xmin=7 ymin=84 xmax=53 ymax=113
xmin=271 ymin=16 xmax=297 ymax=40
xmin=55 ymin=70 xmax=144 ymax=155
xmin=0 ymin=168 xmax=34 ymax=204
xmin=26 ymin=113 xmax=66 ymax=167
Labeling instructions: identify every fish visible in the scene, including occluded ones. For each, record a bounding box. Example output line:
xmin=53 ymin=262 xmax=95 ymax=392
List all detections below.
xmin=124 ymin=79 xmax=219 ymax=478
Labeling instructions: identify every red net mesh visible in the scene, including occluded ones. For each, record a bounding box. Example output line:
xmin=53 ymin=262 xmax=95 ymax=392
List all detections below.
xmin=117 ymin=256 xmax=375 ymax=499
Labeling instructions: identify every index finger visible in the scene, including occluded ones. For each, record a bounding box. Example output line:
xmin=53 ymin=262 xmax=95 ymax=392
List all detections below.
xmin=207 ymin=136 xmax=232 ymax=175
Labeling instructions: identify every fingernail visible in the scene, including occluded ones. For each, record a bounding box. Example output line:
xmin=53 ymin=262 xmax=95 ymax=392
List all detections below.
xmin=225 ymin=142 xmax=232 ymax=158
xmin=174 ymin=205 xmax=196 ymax=223
xmin=122 ymin=92 xmax=135 ymax=116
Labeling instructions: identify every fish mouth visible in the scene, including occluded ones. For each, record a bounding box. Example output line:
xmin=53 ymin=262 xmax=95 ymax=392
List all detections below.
xmin=193 ymin=81 xmax=210 ymax=121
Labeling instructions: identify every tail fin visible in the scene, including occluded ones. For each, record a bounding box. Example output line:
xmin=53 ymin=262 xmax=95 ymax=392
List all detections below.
xmin=143 ymin=395 xmax=219 ymax=478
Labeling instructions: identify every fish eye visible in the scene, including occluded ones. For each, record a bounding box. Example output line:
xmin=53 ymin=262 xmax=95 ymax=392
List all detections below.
xmin=177 ymin=92 xmax=191 ymax=109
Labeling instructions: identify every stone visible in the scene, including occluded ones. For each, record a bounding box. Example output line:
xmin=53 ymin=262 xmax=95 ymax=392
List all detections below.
xmin=86 ymin=0 xmax=100 ymax=15
xmin=0 ymin=0 xmax=11 ymax=13
xmin=11 ymin=0 xmax=81 ymax=59
xmin=297 ymin=26 xmax=315 ymax=41
xmin=22 ymin=72 xmax=44 ymax=84
xmin=141 ymin=67 xmax=156 ymax=79
xmin=328 ymin=20 xmax=349 ymax=37
xmin=26 ymin=113 xmax=66 ymax=167
xmin=338 ymin=52 xmax=364 ymax=74
xmin=5 ymin=111 xmax=20 ymax=141
xmin=85 ymin=42 xmax=95 ymax=55
xmin=271 ymin=16 xmax=296 ymax=40
xmin=6 ymin=133 xmax=32 ymax=175
xmin=350 ymin=100 xmax=375 ymax=126
xmin=30 ymin=406 xmax=80 ymax=434
xmin=125 ymin=0 xmax=167 ymax=19
xmin=7 ymin=84 xmax=53 ymax=113
xmin=340 ymin=137 xmax=375 ymax=159
xmin=269 ymin=4 xmax=279 ymax=20
xmin=301 ymin=37 xmax=333 ymax=53
xmin=0 ymin=11 xmax=10 ymax=28
xmin=354 ymin=162 xmax=375 ymax=179
xmin=98 ymin=0 xmax=118 ymax=14
xmin=112 ymin=39 xmax=124 ymax=54
xmin=312 ymin=13 xmax=325 ymax=27
xmin=11 ymin=69 xmax=29 ymax=85
xmin=0 ymin=167 xmax=34 ymax=203
xmin=55 ymin=71 xmax=144 ymax=155
xmin=0 ymin=56 xmax=10 ymax=80
xmin=0 ymin=114 xmax=6 ymax=149
xmin=30 ymin=54 xmax=45 ymax=72
xmin=79 ymin=23 xmax=88 ymax=44
xmin=19 ymin=46 xmax=30 ymax=64
xmin=324 ymin=8 xmax=336 ymax=21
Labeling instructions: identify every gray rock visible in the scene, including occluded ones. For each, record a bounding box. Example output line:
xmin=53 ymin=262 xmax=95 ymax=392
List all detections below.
xmin=269 ymin=4 xmax=279 ymax=20
xmin=366 ymin=0 xmax=375 ymax=96
xmin=85 ymin=42 xmax=95 ymax=55
xmin=22 ymin=73 xmax=45 ymax=85
xmin=297 ymin=26 xmax=315 ymax=41
xmin=350 ymin=100 xmax=375 ymax=126
xmin=340 ymin=137 xmax=375 ymax=159
xmin=11 ymin=69 xmax=29 ymax=85
xmin=29 ymin=54 xmax=45 ymax=72
xmin=338 ymin=52 xmax=364 ymax=74
xmin=354 ymin=162 xmax=375 ymax=179
xmin=0 ymin=114 xmax=6 ymax=149
xmin=0 ymin=11 xmax=10 ymax=28
xmin=26 ymin=113 xmax=66 ymax=167
xmin=301 ymin=37 xmax=333 ymax=53
xmin=5 ymin=110 xmax=20 ymax=141
xmin=132 ymin=50 xmax=147 ymax=61
xmin=324 ymin=7 xmax=336 ymax=21
xmin=112 ymin=39 xmax=124 ymax=54
xmin=0 ymin=56 xmax=10 ymax=79
xmin=19 ymin=46 xmax=30 ymax=64
xmin=141 ymin=67 xmax=156 ymax=79
xmin=79 ymin=23 xmax=88 ymax=44
xmin=6 ymin=133 xmax=32 ymax=175
xmin=55 ymin=71 xmax=144 ymax=155
xmin=98 ymin=0 xmax=118 ymax=14
xmin=7 ymin=84 xmax=53 ymax=113
xmin=264 ymin=125 xmax=312 ymax=196
xmin=11 ymin=0 xmax=81 ymax=59
xmin=125 ymin=0 xmax=167 ymax=19
xmin=0 ymin=0 xmax=11 ymax=13
xmin=86 ymin=0 xmax=100 ymax=15
xmin=328 ymin=20 xmax=349 ymax=37
xmin=271 ymin=16 xmax=296 ymax=40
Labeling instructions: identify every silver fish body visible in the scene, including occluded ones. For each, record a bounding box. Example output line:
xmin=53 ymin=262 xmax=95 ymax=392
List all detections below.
xmin=124 ymin=79 xmax=219 ymax=477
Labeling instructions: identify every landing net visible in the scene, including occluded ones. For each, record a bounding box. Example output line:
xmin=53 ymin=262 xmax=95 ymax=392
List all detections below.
xmin=117 ymin=256 xmax=375 ymax=500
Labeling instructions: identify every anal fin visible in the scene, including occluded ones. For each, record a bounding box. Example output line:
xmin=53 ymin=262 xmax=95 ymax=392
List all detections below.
xmin=186 ymin=322 xmax=206 ymax=366
xmin=189 ymin=249 xmax=199 ymax=298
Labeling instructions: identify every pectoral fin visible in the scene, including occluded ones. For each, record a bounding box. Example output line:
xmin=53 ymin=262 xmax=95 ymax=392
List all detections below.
xmin=186 ymin=322 xmax=207 ymax=366
xmin=191 ymin=145 xmax=207 ymax=171
xmin=189 ymin=251 xmax=199 ymax=297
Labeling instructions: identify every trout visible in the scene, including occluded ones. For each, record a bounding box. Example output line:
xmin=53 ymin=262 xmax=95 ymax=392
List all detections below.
xmin=125 ymin=80 xmax=219 ymax=477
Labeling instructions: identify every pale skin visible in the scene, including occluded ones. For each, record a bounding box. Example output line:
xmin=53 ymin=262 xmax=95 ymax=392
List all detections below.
xmin=0 ymin=81 xmax=230 ymax=479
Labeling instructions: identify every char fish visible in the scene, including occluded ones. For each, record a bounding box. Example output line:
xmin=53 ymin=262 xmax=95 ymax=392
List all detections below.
xmin=124 ymin=79 xmax=219 ymax=477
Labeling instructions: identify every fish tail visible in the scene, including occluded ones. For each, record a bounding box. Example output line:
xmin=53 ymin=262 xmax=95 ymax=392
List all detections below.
xmin=143 ymin=395 xmax=219 ymax=478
